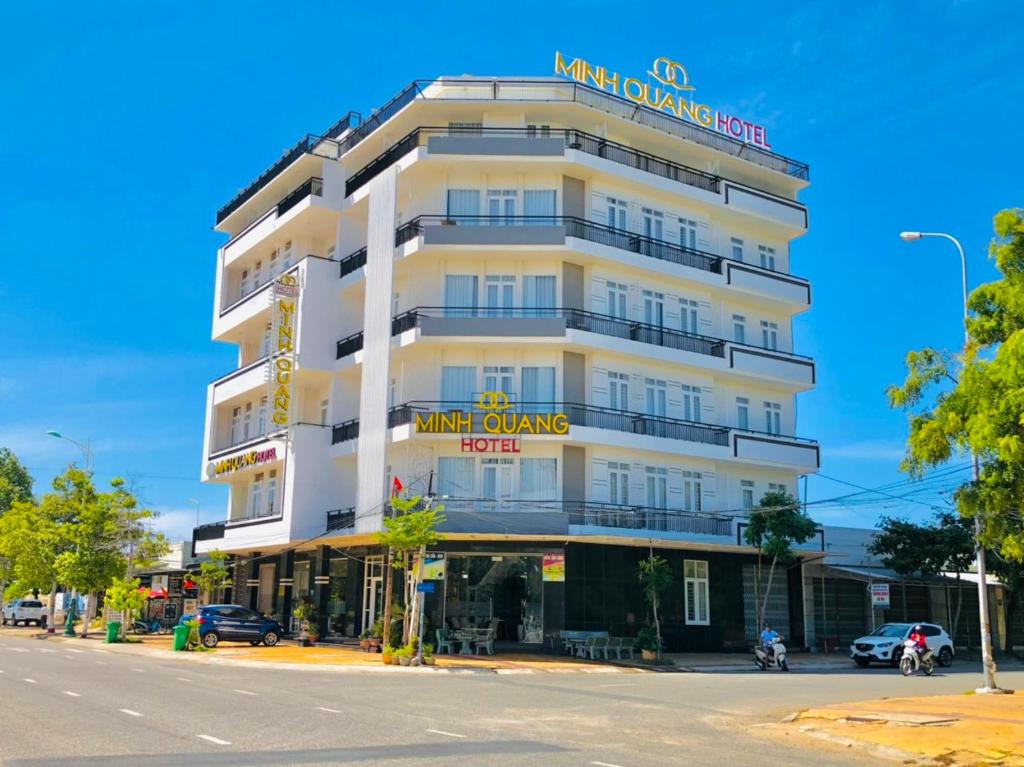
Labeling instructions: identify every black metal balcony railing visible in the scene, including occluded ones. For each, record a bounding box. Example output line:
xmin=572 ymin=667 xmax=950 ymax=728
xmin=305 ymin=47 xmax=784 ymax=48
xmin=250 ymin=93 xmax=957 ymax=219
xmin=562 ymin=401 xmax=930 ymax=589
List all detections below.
xmin=277 ymin=176 xmax=323 ymax=217
xmin=334 ymin=306 xmax=743 ymax=361
xmin=338 ymin=247 xmax=367 ymax=278
xmin=326 ymin=508 xmax=356 ymax=531
xmin=192 ymin=521 xmax=226 ymax=543
xmin=436 ymin=498 xmax=732 ymax=537
xmin=393 ymin=215 xmax=725 ymax=275
xmin=217 ymin=136 xmax=341 ymax=225
xmin=332 ymin=401 xmax=731 ymax=447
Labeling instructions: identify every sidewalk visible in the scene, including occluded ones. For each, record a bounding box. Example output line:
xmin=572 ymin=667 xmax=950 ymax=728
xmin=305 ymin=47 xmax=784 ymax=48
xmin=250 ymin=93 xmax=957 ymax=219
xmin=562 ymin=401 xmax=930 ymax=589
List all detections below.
xmin=779 ymin=692 xmax=1024 ymax=765
xmin=666 ymin=651 xmax=856 ymax=672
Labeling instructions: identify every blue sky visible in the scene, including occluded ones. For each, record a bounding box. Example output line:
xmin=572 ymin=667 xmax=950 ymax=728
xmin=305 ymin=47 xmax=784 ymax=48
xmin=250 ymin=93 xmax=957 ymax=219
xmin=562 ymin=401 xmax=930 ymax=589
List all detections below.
xmin=3 ymin=2 xmax=1022 ymax=540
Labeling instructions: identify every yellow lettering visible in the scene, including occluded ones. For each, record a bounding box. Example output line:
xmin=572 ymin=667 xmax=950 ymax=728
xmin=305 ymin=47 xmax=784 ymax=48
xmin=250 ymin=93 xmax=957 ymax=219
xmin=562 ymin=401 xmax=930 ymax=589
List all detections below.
xmin=601 ymin=69 xmax=619 ymax=94
xmin=439 ymin=412 xmax=459 ymax=433
xmin=694 ymin=103 xmax=714 ymax=127
xmin=584 ymin=62 xmax=603 ymax=89
xmin=658 ymin=91 xmax=677 ymax=113
xmin=623 ymin=78 xmax=644 ymax=103
xmin=415 ymin=413 xmax=436 ymax=432
xmin=457 ymin=412 xmax=472 ymax=432
xmin=554 ymin=51 xmax=583 ymax=80
xmin=272 ymin=412 xmax=288 ymax=425
xmin=534 ymin=414 xmax=553 ymax=433
xmin=552 ymin=414 xmax=569 ymax=434
xmin=516 ymin=414 xmax=535 ymax=434
xmin=483 ymin=412 xmax=501 ymax=434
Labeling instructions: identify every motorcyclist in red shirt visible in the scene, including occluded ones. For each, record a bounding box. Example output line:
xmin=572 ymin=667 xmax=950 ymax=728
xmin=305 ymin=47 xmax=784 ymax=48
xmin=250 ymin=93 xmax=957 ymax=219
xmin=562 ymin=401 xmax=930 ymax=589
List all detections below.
xmin=908 ymin=625 xmax=928 ymax=653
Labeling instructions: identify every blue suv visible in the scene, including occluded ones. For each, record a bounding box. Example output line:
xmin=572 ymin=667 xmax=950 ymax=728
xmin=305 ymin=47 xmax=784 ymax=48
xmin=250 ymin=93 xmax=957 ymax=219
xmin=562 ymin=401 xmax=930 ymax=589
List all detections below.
xmin=185 ymin=604 xmax=283 ymax=648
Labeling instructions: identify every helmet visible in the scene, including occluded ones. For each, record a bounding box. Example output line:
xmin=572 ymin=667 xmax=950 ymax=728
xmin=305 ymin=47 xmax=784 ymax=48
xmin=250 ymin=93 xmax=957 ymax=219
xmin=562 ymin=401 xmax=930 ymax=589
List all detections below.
xmin=913 ymin=625 xmax=924 ymax=632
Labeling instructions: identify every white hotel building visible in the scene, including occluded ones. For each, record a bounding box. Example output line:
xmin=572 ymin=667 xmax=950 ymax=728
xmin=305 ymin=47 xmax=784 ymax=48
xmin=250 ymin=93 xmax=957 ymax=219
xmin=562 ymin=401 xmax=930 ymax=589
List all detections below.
xmin=195 ymin=74 xmax=822 ymax=652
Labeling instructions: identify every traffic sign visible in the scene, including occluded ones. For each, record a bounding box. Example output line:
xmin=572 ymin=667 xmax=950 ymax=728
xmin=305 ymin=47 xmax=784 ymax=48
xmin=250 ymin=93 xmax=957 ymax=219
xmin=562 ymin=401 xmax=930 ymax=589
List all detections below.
xmin=416 ymin=582 xmax=435 ymax=594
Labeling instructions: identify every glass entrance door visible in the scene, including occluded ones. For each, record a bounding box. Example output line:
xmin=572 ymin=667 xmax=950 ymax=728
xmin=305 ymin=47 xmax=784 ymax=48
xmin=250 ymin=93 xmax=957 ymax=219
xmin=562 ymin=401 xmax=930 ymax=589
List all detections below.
xmin=257 ymin=563 xmax=275 ymax=617
xmin=362 ymin=555 xmax=384 ymax=634
xmin=442 ymin=555 xmax=543 ymax=644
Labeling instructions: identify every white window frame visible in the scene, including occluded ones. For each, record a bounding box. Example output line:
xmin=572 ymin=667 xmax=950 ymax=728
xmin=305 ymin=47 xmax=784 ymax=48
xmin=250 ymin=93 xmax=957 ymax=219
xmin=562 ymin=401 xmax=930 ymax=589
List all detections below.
xmin=678 ymin=217 xmax=697 ymax=250
xmin=680 ymin=298 xmax=699 ymax=334
xmin=607 ymin=197 xmax=627 ymax=230
xmin=608 ymin=461 xmax=630 ymax=505
xmin=684 ymin=559 xmax=710 ymax=626
xmin=642 ymin=207 xmax=664 ymax=240
xmin=645 ymin=466 xmax=668 ymax=509
xmin=644 ymin=378 xmax=667 ymax=417
xmin=741 ymin=480 xmax=755 ymax=511
xmin=643 ymin=290 xmax=664 ymax=327
xmin=608 ymin=371 xmax=629 ymax=411
xmin=682 ymin=384 xmax=702 ymax=423
xmin=733 ymin=314 xmax=746 ymax=344
xmin=730 ymin=237 xmax=744 ymax=263
xmin=761 ymin=320 xmax=779 ymax=351
xmin=682 ymin=470 xmax=702 ymax=512
xmin=606 ymin=281 xmax=628 ymax=319
xmin=758 ymin=245 xmax=777 ymax=270
xmin=736 ymin=397 xmax=750 ymax=430
xmin=764 ymin=401 xmax=782 ymax=435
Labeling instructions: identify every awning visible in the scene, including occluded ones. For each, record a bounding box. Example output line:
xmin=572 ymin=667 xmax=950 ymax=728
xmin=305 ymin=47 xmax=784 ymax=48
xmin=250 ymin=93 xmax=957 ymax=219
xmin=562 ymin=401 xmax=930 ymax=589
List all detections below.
xmin=822 ymin=565 xmax=986 ymax=588
xmin=146 ymin=588 xmax=169 ymax=599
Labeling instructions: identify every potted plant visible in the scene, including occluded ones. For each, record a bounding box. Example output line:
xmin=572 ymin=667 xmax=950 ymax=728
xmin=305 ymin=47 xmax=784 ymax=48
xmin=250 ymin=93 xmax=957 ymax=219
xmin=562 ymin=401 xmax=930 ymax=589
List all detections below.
xmin=636 ymin=626 xmax=659 ymax=662
xmin=396 ymin=645 xmax=413 ymax=666
xmin=422 ymin=642 xmax=436 ymax=666
xmin=292 ymin=598 xmax=319 ymax=647
xmin=381 ymin=644 xmax=395 ymax=665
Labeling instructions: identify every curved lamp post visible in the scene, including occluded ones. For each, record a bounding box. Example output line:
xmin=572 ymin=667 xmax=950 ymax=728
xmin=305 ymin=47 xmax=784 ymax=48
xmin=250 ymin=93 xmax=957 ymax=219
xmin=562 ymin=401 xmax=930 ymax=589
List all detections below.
xmin=899 ymin=230 xmax=1001 ymax=693
xmin=45 ymin=431 xmax=93 ymax=471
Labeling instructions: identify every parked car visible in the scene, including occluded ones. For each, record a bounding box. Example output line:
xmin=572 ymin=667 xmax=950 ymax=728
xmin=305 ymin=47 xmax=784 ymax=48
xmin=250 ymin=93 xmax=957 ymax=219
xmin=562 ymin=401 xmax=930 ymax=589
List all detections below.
xmin=2 ymin=599 xmax=45 ymax=627
xmin=181 ymin=604 xmax=282 ymax=648
xmin=850 ymin=622 xmax=955 ymax=668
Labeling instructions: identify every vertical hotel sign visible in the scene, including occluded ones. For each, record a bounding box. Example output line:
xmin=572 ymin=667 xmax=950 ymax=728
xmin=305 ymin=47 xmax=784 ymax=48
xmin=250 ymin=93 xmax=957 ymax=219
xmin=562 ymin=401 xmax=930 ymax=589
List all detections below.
xmin=269 ymin=274 xmax=299 ymax=430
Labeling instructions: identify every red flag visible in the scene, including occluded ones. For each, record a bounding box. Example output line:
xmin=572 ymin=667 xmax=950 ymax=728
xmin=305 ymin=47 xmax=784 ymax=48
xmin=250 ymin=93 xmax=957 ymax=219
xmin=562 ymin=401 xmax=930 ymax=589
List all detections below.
xmin=391 ymin=476 xmax=404 ymax=497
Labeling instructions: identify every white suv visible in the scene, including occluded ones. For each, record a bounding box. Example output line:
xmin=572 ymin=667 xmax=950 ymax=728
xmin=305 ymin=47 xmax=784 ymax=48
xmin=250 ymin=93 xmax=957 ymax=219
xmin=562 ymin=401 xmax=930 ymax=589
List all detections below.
xmin=2 ymin=599 xmax=45 ymax=627
xmin=850 ymin=622 xmax=955 ymax=668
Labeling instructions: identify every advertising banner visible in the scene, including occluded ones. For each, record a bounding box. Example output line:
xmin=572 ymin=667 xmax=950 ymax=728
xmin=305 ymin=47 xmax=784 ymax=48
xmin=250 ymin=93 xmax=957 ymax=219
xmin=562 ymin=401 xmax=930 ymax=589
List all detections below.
xmin=422 ymin=553 xmax=445 ymax=580
xmin=542 ymin=553 xmax=565 ymax=582
xmin=869 ymin=583 xmax=890 ymax=608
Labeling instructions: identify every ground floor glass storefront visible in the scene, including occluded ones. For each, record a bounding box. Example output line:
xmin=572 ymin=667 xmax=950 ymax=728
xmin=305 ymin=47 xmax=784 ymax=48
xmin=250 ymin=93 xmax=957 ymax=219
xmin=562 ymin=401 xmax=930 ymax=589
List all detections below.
xmin=437 ymin=554 xmax=544 ymax=644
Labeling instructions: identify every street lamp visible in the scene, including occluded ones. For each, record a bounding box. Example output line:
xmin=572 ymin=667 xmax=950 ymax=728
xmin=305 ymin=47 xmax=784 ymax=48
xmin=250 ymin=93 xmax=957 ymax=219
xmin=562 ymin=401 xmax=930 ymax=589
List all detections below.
xmin=189 ymin=498 xmax=201 ymax=528
xmin=45 ymin=431 xmax=93 ymax=470
xmin=899 ymin=230 xmax=1002 ymax=693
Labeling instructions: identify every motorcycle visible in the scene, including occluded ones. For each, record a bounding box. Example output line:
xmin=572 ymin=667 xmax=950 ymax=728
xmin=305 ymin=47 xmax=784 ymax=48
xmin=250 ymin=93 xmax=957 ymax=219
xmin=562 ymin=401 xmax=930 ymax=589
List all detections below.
xmin=899 ymin=639 xmax=935 ymax=676
xmin=132 ymin=617 xmax=169 ymax=635
xmin=754 ymin=636 xmax=789 ymax=672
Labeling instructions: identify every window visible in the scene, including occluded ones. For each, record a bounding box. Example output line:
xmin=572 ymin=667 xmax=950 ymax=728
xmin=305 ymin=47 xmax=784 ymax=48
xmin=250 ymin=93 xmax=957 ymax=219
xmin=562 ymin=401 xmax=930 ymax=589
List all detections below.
xmin=678 ymin=217 xmax=697 ymax=250
xmin=682 ymin=384 xmax=702 ymax=422
xmin=764 ymin=402 xmax=782 ymax=435
xmin=737 ymin=397 xmax=749 ymax=430
xmin=485 ymin=275 xmax=515 ymax=316
xmin=523 ymin=275 xmax=556 ymax=309
xmin=645 ymin=467 xmax=667 ymax=509
xmin=319 ymin=398 xmax=328 ymax=426
xmin=264 ymin=469 xmax=277 ymax=517
xmin=258 ymin=396 xmax=268 ymax=435
xmin=607 ymin=197 xmax=627 ymax=230
xmin=609 ymin=461 xmax=630 ymax=505
xmin=684 ymin=560 xmax=710 ymax=625
xmin=523 ymin=189 xmax=556 ymax=224
xmin=482 ymin=458 xmax=514 ymax=501
xmin=768 ymin=482 xmax=787 ymax=494
xmin=643 ymin=290 xmax=664 ymax=327
xmin=449 ymin=121 xmax=483 ymax=135
xmin=444 ymin=275 xmax=478 ymax=317
xmin=239 ymin=268 xmax=251 ymax=300
xmin=252 ymin=259 xmax=263 ymax=289
xmin=389 ymin=378 xmax=397 ymax=409
xmin=608 ymin=371 xmax=629 ymax=411
xmin=730 ymin=237 xmax=744 ymax=262
xmin=486 ymin=189 xmax=517 ymax=221
xmin=642 ymin=207 xmax=664 ymax=240
xmin=392 ymin=292 xmax=400 ymax=317
xmin=249 ymin=473 xmax=264 ymax=518
xmin=280 ymin=241 xmax=293 ymax=270
xmin=261 ymin=323 xmax=271 ymax=357
xmin=758 ymin=245 xmax=776 ymax=270
xmin=741 ymin=480 xmax=755 ymax=510
xmin=733 ymin=314 xmax=746 ymax=344
xmin=242 ymin=402 xmax=253 ymax=441
xmin=521 ymin=367 xmax=555 ymax=412
xmin=761 ymin=321 xmax=779 ymax=350
xmin=645 ymin=378 xmax=667 ymax=417
xmin=230 ymin=406 xmax=241 ymax=445
xmin=607 ymin=281 xmax=628 ymax=319
xmin=446 ymin=189 xmax=480 ymax=219
xmin=268 ymin=249 xmax=278 ymax=278
xmin=438 ymin=456 xmax=474 ymax=497
xmin=520 ymin=458 xmax=557 ymax=500
xmin=680 ymin=298 xmax=699 ymax=334
xmin=441 ymin=367 xmax=476 ymax=409
xmin=526 ymin=123 xmax=552 ymax=138
xmin=682 ymin=471 xmax=702 ymax=512
xmin=484 ymin=366 xmax=515 ymax=398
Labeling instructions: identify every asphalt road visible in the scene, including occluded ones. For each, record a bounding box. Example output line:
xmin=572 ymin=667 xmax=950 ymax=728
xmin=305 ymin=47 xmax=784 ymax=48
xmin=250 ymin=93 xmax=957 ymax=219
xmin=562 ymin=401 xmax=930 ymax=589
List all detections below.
xmin=2 ymin=634 xmax=1021 ymax=767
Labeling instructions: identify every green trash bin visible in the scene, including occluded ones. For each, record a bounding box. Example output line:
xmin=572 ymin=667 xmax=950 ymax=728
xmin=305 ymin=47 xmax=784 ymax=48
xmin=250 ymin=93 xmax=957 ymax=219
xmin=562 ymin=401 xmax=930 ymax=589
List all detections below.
xmin=105 ymin=621 xmax=121 ymax=644
xmin=172 ymin=624 xmax=190 ymax=652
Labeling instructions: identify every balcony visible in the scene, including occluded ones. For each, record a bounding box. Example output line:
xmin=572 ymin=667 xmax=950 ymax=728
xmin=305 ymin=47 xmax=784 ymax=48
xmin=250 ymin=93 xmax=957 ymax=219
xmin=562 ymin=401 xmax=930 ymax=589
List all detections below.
xmin=224 ymin=176 xmax=326 ymax=251
xmin=334 ymin=307 xmax=814 ymax=387
xmin=346 ymin=127 xmax=722 ymax=199
xmin=326 ymin=508 xmax=356 ymax=532
xmin=192 ymin=521 xmax=226 ymax=544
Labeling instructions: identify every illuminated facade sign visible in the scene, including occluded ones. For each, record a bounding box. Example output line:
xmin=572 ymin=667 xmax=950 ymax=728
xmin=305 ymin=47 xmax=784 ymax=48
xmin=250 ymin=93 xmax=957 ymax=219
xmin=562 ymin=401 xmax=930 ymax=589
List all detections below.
xmin=270 ymin=275 xmax=299 ymax=427
xmin=415 ymin=392 xmax=569 ymax=436
xmin=554 ymin=51 xmax=772 ymax=149
xmin=211 ymin=447 xmax=278 ymax=477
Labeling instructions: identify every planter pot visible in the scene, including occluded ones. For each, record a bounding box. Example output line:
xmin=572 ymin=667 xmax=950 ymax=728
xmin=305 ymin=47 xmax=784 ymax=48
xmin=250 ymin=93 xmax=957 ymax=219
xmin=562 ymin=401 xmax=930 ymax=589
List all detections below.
xmin=359 ymin=639 xmax=369 ymax=650
xmin=381 ymin=654 xmax=393 ymax=665
xmin=299 ymin=637 xmax=311 ymax=648
xmin=423 ymin=655 xmax=436 ymax=666
xmin=641 ymin=649 xmax=657 ymax=662
xmin=398 ymin=655 xmax=411 ymax=666
xmin=308 ymin=635 xmax=319 ymax=645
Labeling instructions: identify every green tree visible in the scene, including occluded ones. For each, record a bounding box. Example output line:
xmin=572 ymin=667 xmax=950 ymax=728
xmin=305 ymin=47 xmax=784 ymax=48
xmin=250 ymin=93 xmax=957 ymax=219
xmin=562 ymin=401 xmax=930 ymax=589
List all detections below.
xmin=104 ymin=576 xmax=149 ymax=639
xmin=887 ymin=209 xmax=1024 ymax=563
xmin=744 ymin=490 xmax=817 ymax=632
xmin=0 ymin=498 xmax=61 ymax=602
xmin=870 ymin=511 xmax=974 ymax=637
xmin=190 ymin=550 xmax=232 ymax=604
xmin=637 ymin=551 xmax=672 ymax=658
xmin=377 ymin=495 xmax=445 ymax=647
xmin=0 ymin=448 xmax=33 ymax=515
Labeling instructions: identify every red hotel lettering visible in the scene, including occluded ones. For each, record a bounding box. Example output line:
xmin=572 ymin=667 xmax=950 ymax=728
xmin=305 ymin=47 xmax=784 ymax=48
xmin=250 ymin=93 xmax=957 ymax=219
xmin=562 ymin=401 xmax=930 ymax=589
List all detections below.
xmin=460 ymin=437 xmax=521 ymax=453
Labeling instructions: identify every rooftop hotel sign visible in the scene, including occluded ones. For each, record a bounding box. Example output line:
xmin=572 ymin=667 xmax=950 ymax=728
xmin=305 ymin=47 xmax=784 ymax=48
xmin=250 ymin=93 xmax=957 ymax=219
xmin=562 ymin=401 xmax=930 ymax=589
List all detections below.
xmin=554 ymin=51 xmax=772 ymax=149
xmin=269 ymin=274 xmax=299 ymax=428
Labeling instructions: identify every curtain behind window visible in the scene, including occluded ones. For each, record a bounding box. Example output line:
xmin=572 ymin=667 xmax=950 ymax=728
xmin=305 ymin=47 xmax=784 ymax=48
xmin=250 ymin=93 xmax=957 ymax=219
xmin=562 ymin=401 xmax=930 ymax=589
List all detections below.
xmin=446 ymin=189 xmax=480 ymax=221
xmin=523 ymin=275 xmax=556 ymax=310
xmin=444 ymin=275 xmax=478 ymax=317
xmin=521 ymin=367 xmax=555 ymax=413
xmin=520 ymin=458 xmax=557 ymax=501
xmin=438 ymin=457 xmax=474 ymax=498
xmin=441 ymin=366 xmax=476 ymax=409
xmin=523 ymin=189 xmax=556 ymax=224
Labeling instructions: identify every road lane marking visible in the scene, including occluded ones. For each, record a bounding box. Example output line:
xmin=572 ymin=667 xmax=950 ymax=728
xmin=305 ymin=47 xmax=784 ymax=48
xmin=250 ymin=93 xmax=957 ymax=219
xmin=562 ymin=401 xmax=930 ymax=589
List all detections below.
xmin=233 ymin=689 xmax=255 ymax=696
xmin=119 ymin=709 xmax=143 ymax=717
xmin=23 ymin=678 xmax=37 ymax=684
xmin=66 ymin=648 xmax=86 ymax=654
xmin=9 ymin=647 xmax=29 ymax=653
xmin=94 ymin=661 xmax=107 ymax=666
xmin=131 ymin=668 xmax=145 ymax=673
xmin=38 ymin=648 xmax=57 ymax=654
xmin=63 ymin=691 xmax=81 ymax=697
xmin=197 ymin=735 xmax=231 ymax=746
xmin=315 ymin=706 xmax=342 ymax=713
xmin=591 ymin=762 xmax=625 ymax=767
xmin=176 ymin=677 xmax=192 ymax=682
xmin=426 ymin=729 xmax=466 ymax=738
xmin=91 ymin=649 xmax=109 ymax=654
xmin=598 ymin=683 xmax=636 ymax=688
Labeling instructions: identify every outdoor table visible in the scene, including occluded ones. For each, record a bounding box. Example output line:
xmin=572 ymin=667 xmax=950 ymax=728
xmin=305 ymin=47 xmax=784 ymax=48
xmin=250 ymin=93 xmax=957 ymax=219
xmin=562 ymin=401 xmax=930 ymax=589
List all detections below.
xmin=454 ymin=630 xmax=476 ymax=655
